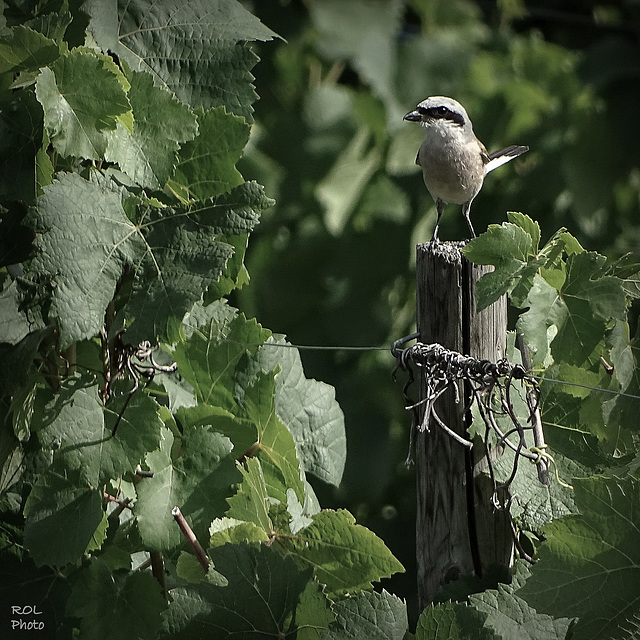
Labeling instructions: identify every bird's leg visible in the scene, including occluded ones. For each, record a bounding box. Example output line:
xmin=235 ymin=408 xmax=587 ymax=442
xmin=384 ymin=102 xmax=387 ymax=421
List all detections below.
xmin=462 ymin=200 xmax=476 ymax=238
xmin=432 ymin=199 xmax=444 ymax=241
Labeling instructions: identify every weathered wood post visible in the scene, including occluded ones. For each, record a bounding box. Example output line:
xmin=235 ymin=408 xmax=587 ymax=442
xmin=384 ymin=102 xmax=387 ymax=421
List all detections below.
xmin=415 ymin=240 xmax=510 ymax=609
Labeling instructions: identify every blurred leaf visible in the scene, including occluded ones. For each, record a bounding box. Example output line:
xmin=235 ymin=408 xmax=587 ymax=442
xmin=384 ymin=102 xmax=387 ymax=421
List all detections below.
xmin=309 ymin=0 xmax=403 ymax=117
xmin=518 ymin=476 xmax=640 ymax=640
xmin=316 ymin=128 xmax=381 ymax=235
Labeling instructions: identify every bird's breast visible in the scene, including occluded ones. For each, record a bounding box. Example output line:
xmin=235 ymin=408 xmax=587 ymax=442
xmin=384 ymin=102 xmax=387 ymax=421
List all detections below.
xmin=416 ymin=133 xmax=485 ymax=204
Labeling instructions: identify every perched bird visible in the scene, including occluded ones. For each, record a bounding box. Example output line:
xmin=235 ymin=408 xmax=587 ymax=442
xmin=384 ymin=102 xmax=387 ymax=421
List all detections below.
xmin=404 ymin=96 xmax=528 ymax=240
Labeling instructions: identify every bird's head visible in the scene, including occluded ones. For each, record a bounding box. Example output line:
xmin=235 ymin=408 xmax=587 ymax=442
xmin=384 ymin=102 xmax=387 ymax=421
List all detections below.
xmin=403 ymin=96 xmax=471 ymax=132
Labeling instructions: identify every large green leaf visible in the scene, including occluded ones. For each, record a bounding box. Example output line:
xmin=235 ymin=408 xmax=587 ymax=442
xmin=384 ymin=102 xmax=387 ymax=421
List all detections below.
xmin=415 ymin=602 xmax=495 ymax=640
xmin=280 ymin=508 xmax=404 ymax=596
xmin=105 ymin=70 xmax=198 ymax=188
xmin=162 ymin=543 xmax=332 ymax=639
xmin=25 ymin=174 xmax=270 ymax=347
xmin=85 ymin=0 xmax=278 ymax=115
xmin=34 ymin=376 xmax=164 ymax=486
xmin=0 ymin=25 xmax=60 ymax=75
xmin=470 ymin=563 xmax=574 ymax=640
xmin=123 ymin=182 xmax=272 ymax=344
xmin=249 ymin=337 xmax=346 ymax=487
xmin=518 ymin=476 xmax=640 ymax=640
xmin=324 ymin=590 xmax=408 ymax=640
xmin=35 ymin=49 xmax=131 ymax=159
xmin=135 ymin=425 xmax=239 ymax=551
xmin=23 ymin=469 xmax=104 ymax=566
xmin=172 ymin=299 xmax=272 ymax=410
xmin=67 ymin=558 xmax=166 ymax=640
xmin=25 ymin=172 xmax=144 ymax=347
xmin=169 ymin=106 xmax=249 ymax=201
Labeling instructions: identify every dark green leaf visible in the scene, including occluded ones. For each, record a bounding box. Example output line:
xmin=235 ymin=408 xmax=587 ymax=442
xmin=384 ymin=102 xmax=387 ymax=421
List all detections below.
xmin=163 ymin=543 xmax=332 ymax=639
xmin=25 ymin=172 xmax=144 ymax=347
xmin=105 ymin=70 xmax=197 ymax=188
xmin=23 ymin=469 xmax=103 ymax=566
xmin=169 ymin=106 xmax=249 ymax=201
xmin=518 ymin=476 xmax=640 ymax=640
xmin=86 ymin=0 xmax=278 ymax=115
xmin=67 ymin=559 xmax=165 ymax=640
xmin=135 ymin=425 xmax=239 ymax=551
xmin=35 ymin=376 xmax=164 ymax=486
xmin=123 ymin=182 xmax=272 ymax=344
xmin=0 ymin=25 xmax=59 ymax=75
xmin=415 ymin=601 xmax=495 ymax=640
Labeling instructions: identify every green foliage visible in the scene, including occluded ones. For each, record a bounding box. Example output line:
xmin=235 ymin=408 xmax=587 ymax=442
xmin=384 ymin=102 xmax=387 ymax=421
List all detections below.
xmin=3 ymin=1 xmax=640 ymax=638
xmin=0 ymin=2 xmax=400 ymax=638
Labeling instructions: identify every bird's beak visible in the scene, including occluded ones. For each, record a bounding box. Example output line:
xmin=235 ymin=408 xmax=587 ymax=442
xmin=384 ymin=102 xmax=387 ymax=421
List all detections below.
xmin=403 ymin=110 xmax=422 ymax=122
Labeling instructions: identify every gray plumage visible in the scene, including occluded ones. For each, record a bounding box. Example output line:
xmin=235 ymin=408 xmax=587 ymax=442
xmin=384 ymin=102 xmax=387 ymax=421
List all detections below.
xmin=404 ymin=96 xmax=528 ymax=240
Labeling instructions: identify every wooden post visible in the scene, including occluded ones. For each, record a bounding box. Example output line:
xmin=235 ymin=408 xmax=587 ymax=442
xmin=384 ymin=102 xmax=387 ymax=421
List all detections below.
xmin=415 ymin=241 xmax=510 ymax=609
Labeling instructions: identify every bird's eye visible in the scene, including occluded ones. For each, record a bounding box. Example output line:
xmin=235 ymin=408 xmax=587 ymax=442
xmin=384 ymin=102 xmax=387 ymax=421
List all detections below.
xmin=436 ymin=106 xmax=449 ymax=116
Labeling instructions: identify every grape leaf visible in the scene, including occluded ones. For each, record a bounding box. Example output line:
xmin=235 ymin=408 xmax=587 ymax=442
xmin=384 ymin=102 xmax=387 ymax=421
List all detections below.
xmin=0 ymin=25 xmax=60 ymax=75
xmin=248 ymin=336 xmax=347 ymax=487
xmin=135 ymin=425 xmax=239 ymax=551
xmin=469 ymin=562 xmax=575 ymax=640
xmin=85 ymin=0 xmax=278 ymax=115
xmin=25 ymin=172 xmax=144 ymax=348
xmin=462 ymin=221 xmax=538 ymax=310
xmin=240 ymin=370 xmax=307 ymax=506
xmin=169 ymin=106 xmax=249 ymax=200
xmin=325 ymin=590 xmax=409 ymax=640
xmin=162 ymin=543 xmax=332 ymax=639
xmin=26 ymin=174 xmax=271 ymax=347
xmin=34 ymin=375 xmax=164 ymax=486
xmin=105 ymin=70 xmax=198 ymax=188
xmin=279 ymin=508 xmax=405 ymax=596
xmin=517 ymin=476 xmax=640 ymax=640
xmin=172 ymin=299 xmax=272 ymax=410
xmin=35 ymin=49 xmax=131 ymax=159
xmin=67 ymin=559 xmax=165 ymax=640
xmin=23 ymin=469 xmax=104 ymax=566
xmin=123 ymin=181 xmax=272 ymax=344
xmin=415 ymin=601 xmax=495 ymax=640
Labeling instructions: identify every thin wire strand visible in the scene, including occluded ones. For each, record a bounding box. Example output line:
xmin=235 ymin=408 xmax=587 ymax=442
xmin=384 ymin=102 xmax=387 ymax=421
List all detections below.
xmin=231 ymin=340 xmax=640 ymax=402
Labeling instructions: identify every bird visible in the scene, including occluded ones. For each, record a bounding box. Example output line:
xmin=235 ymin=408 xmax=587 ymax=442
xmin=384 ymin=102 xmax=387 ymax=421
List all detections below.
xmin=403 ymin=96 xmax=528 ymax=241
